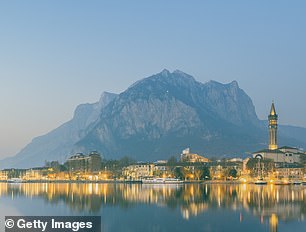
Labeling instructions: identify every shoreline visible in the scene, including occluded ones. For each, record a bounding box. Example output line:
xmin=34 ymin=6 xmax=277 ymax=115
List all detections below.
xmin=1 ymin=179 xmax=305 ymax=185
xmin=0 ymin=179 xmax=228 ymax=184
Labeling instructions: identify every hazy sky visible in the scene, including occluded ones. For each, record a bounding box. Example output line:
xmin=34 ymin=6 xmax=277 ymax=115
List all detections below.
xmin=0 ymin=1 xmax=305 ymax=158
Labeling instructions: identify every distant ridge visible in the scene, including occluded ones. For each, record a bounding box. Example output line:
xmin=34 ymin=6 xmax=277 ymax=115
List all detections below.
xmin=0 ymin=92 xmax=117 ymax=168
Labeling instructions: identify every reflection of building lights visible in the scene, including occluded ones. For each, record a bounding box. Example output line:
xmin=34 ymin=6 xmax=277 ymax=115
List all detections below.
xmin=270 ymin=214 xmax=278 ymax=232
xmin=260 ymin=215 xmax=264 ymax=224
xmin=182 ymin=209 xmax=189 ymax=220
xmin=1 ymin=182 xmax=305 ymax=223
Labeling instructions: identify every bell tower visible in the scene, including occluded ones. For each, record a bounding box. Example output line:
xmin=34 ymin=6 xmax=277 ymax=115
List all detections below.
xmin=268 ymin=102 xmax=278 ymax=150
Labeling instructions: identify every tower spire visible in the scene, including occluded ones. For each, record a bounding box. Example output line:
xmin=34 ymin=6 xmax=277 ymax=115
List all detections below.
xmin=270 ymin=101 xmax=276 ymax=116
xmin=268 ymin=101 xmax=278 ymax=150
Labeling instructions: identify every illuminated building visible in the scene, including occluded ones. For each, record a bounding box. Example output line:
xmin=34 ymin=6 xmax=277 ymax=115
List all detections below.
xmin=24 ymin=167 xmax=48 ymax=180
xmin=270 ymin=214 xmax=278 ymax=232
xmin=180 ymin=148 xmax=210 ymax=163
xmin=122 ymin=163 xmax=154 ymax=179
xmin=253 ymin=102 xmax=303 ymax=164
xmin=87 ymin=151 xmax=102 ymax=173
xmin=273 ymin=165 xmax=304 ymax=179
xmin=269 ymin=102 xmax=278 ymax=150
xmin=66 ymin=151 xmax=102 ymax=173
xmin=0 ymin=170 xmax=8 ymax=180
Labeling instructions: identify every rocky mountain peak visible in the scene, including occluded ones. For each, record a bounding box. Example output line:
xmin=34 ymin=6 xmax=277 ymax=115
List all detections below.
xmin=160 ymin=68 xmax=170 ymax=76
xmin=73 ymin=91 xmax=117 ymax=119
xmin=229 ymin=80 xmax=239 ymax=88
xmin=98 ymin=92 xmax=118 ymax=108
xmin=129 ymin=69 xmax=197 ymax=91
xmin=122 ymin=70 xmax=198 ymax=103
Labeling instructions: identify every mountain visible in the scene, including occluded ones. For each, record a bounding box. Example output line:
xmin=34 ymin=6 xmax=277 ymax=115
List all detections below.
xmin=1 ymin=69 xmax=306 ymax=168
xmin=74 ymin=69 xmax=264 ymax=160
xmin=1 ymin=92 xmax=117 ymax=168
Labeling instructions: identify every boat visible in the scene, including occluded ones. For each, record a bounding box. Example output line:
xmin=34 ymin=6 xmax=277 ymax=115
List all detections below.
xmin=273 ymin=180 xmax=282 ymax=185
xmin=254 ymin=157 xmax=267 ymax=185
xmin=293 ymin=180 xmax=302 ymax=185
xmin=124 ymin=179 xmax=142 ymax=184
xmin=142 ymin=178 xmax=183 ymax=184
xmin=7 ymin=178 xmax=24 ymax=183
xmin=163 ymin=178 xmax=184 ymax=184
xmin=274 ymin=180 xmax=286 ymax=185
xmin=274 ymin=180 xmax=290 ymax=185
xmin=254 ymin=178 xmax=267 ymax=185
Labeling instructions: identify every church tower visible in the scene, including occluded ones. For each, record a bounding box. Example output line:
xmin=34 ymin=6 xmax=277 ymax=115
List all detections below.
xmin=268 ymin=102 xmax=278 ymax=150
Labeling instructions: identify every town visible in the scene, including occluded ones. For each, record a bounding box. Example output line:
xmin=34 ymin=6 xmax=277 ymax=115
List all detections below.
xmin=1 ymin=103 xmax=305 ymax=184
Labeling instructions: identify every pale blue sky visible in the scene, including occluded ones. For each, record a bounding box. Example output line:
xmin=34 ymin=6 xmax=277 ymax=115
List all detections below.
xmin=0 ymin=1 xmax=305 ymax=158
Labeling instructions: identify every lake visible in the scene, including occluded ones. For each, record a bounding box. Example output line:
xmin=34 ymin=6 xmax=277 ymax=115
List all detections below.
xmin=0 ymin=183 xmax=305 ymax=232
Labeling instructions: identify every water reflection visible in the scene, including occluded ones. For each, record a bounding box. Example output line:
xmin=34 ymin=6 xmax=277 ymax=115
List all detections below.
xmin=1 ymin=183 xmax=305 ymax=228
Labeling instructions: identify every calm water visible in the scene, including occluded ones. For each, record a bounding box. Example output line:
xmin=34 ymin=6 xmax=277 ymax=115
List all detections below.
xmin=0 ymin=183 xmax=306 ymax=232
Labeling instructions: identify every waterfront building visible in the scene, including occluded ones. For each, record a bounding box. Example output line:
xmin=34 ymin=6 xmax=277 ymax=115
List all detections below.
xmin=0 ymin=170 xmax=8 ymax=180
xmin=209 ymin=160 xmax=242 ymax=180
xmin=0 ymin=169 xmax=26 ymax=180
xmin=154 ymin=165 xmax=167 ymax=172
xmin=122 ymin=163 xmax=154 ymax=180
xmin=153 ymin=164 xmax=172 ymax=178
xmin=66 ymin=153 xmax=87 ymax=172
xmin=273 ymin=165 xmax=304 ymax=180
xmin=88 ymin=151 xmax=102 ymax=173
xmin=154 ymin=160 xmax=167 ymax=164
xmin=24 ymin=167 xmax=47 ymax=180
xmin=180 ymin=148 xmax=210 ymax=163
xmin=253 ymin=147 xmax=301 ymax=164
xmin=66 ymin=151 xmax=102 ymax=173
xmin=228 ymin=158 xmax=243 ymax=162
xmin=252 ymin=103 xmax=303 ymax=164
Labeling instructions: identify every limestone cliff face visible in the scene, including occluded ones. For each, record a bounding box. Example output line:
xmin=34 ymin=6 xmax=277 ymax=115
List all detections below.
xmin=201 ymin=80 xmax=259 ymax=126
xmin=74 ymin=70 xmax=264 ymax=160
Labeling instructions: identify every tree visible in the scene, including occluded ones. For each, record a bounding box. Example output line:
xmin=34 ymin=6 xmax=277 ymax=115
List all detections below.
xmin=193 ymin=167 xmax=210 ymax=180
xmin=174 ymin=167 xmax=184 ymax=179
xmin=45 ymin=161 xmax=51 ymax=167
xmin=194 ymin=169 xmax=203 ymax=180
xmin=246 ymin=158 xmax=274 ymax=177
xmin=167 ymin=156 xmax=177 ymax=166
xmin=174 ymin=167 xmax=190 ymax=180
xmin=201 ymin=167 xmax=211 ymax=179
xmin=300 ymin=153 xmax=306 ymax=165
xmin=228 ymin=168 xmax=237 ymax=178
xmin=118 ymin=156 xmax=136 ymax=167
